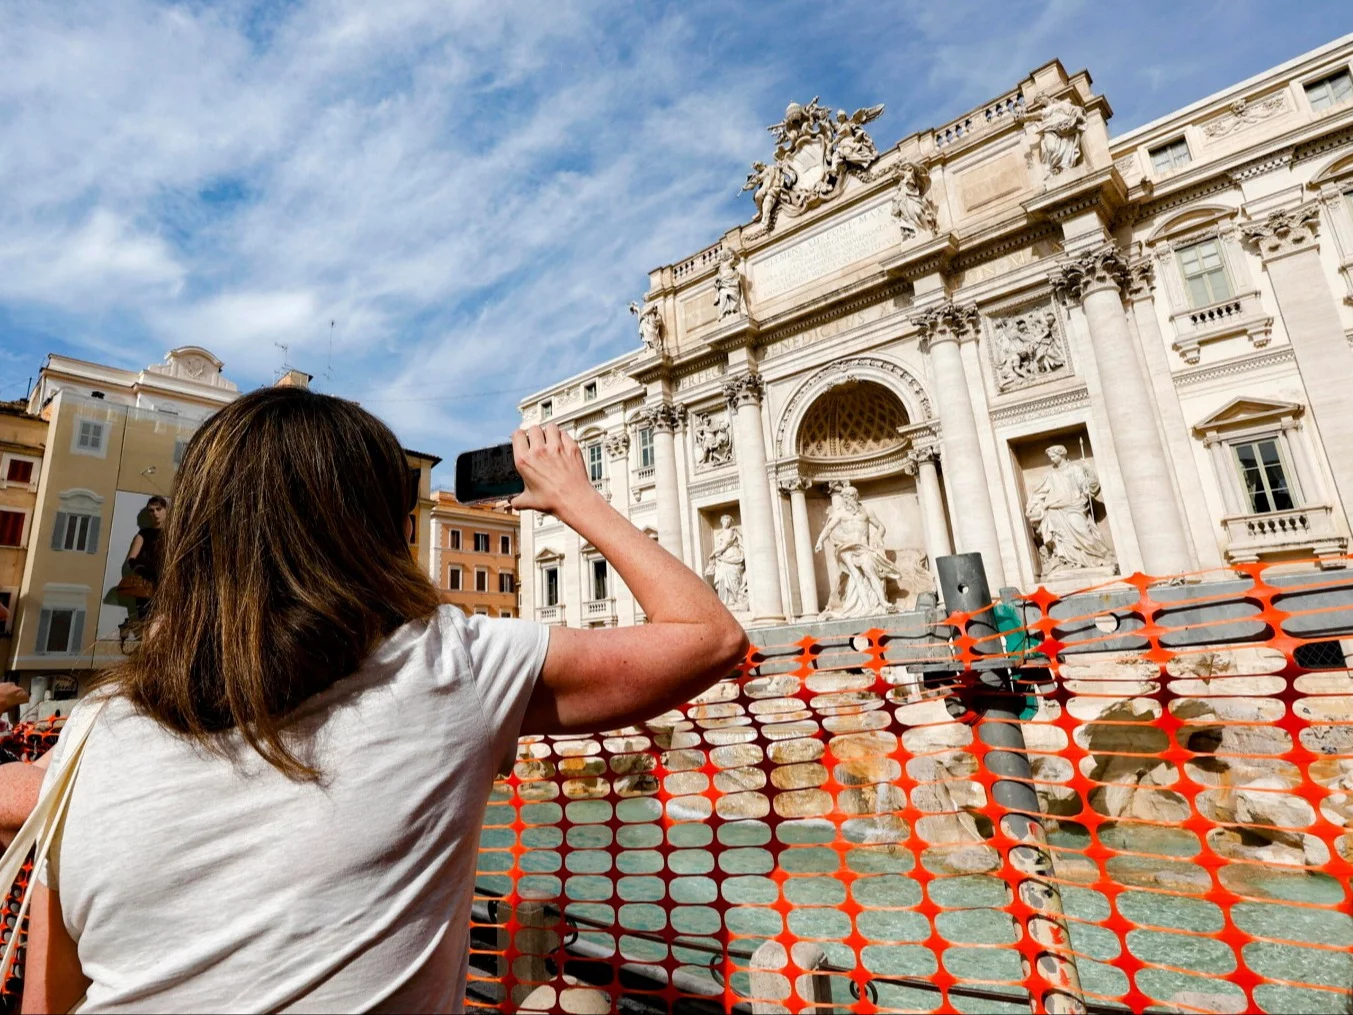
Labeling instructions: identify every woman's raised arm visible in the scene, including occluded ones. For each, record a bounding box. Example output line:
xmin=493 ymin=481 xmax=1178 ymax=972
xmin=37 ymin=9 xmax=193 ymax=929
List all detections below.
xmin=511 ymin=424 xmax=748 ymax=735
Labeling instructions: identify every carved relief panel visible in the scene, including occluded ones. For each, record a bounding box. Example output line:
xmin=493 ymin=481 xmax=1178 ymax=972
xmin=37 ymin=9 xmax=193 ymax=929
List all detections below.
xmin=986 ymin=300 xmax=1071 ymax=393
xmin=690 ymin=410 xmax=734 ymax=472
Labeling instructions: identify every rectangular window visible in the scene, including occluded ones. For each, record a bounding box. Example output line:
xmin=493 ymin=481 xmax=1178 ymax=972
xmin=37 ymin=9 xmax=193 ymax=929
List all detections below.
xmin=52 ymin=512 xmax=100 ymax=554
xmin=0 ymin=510 xmax=24 ymax=548
xmin=1177 ymin=238 xmax=1232 ymax=308
xmin=475 ymin=568 xmax=488 ymax=593
xmin=499 ymin=572 xmax=515 ymax=594
xmin=639 ymin=428 xmax=655 ymax=469
xmin=449 ymin=529 xmax=461 ymax=550
xmin=73 ymin=419 xmax=106 ymax=456
xmin=473 ymin=532 xmax=490 ymax=553
xmin=1234 ymin=439 xmax=1295 ymax=514
xmin=544 ymin=567 xmax=559 ymax=607
xmin=1149 ymin=137 xmax=1191 ymax=174
xmin=584 ymin=381 xmax=597 ymax=401
xmin=541 ymin=401 xmax=553 ymax=421
xmin=38 ymin=607 xmax=84 ymax=655
xmin=173 ymin=438 xmax=189 ymax=467
xmin=500 ymin=534 xmax=512 ymax=555
xmin=500 ymin=609 xmax=514 ymax=618
xmin=0 ymin=591 xmax=12 ymax=635
xmin=5 ymin=459 xmax=34 ymax=484
xmin=591 ymin=559 xmax=608 ymax=601
xmin=1306 ymin=70 xmax=1353 ymax=112
xmin=447 ymin=567 xmax=462 ymax=591
xmin=587 ymin=443 xmax=603 ymax=482
xmin=474 ymin=607 xmax=489 ymax=616
xmin=407 ymin=514 xmax=417 ymax=544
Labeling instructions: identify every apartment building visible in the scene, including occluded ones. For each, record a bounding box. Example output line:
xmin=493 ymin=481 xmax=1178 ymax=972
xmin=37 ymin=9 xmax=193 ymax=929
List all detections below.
xmin=8 ymin=348 xmax=240 ymax=704
xmin=430 ymin=490 xmax=519 ymax=617
xmin=0 ymin=400 xmax=48 ymax=669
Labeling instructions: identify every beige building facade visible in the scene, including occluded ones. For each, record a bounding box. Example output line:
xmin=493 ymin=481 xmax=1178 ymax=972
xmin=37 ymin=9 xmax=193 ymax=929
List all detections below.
xmin=520 ymin=34 xmax=1353 ymax=629
xmin=7 ymin=348 xmax=241 ymax=707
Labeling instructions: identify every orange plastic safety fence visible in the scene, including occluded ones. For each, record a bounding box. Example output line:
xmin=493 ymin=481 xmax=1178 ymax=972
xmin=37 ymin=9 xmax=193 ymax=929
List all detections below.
xmin=470 ymin=561 xmax=1353 ymax=1014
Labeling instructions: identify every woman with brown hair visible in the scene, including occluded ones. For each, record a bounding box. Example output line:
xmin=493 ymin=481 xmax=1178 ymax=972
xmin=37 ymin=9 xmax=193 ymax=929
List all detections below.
xmin=22 ymin=387 xmax=747 ymax=1013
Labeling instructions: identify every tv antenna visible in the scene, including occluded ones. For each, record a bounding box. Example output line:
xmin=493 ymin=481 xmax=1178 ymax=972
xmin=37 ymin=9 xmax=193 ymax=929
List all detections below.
xmin=320 ymin=320 xmax=336 ymax=386
xmin=274 ymin=342 xmax=291 ymax=382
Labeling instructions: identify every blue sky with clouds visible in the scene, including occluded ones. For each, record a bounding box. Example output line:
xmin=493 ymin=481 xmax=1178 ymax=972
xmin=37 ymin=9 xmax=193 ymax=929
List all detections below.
xmin=1 ymin=0 xmax=1348 ymax=484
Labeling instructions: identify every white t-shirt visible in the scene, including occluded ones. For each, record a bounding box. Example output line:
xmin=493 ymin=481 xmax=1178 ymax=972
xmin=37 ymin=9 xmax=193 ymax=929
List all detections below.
xmin=39 ymin=606 xmax=549 ymax=1013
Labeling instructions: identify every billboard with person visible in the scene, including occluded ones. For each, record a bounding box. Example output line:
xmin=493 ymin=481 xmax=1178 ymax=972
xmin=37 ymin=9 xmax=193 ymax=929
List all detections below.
xmin=96 ymin=491 xmax=168 ymax=651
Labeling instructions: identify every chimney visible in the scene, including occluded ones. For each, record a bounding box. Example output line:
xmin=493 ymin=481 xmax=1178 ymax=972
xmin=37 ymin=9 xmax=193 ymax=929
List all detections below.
xmin=276 ymin=369 xmax=313 ymax=390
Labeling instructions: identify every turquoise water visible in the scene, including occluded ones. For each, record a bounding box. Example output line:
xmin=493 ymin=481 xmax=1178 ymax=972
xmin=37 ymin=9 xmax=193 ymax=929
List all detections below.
xmin=480 ymin=796 xmax=1352 ymax=1012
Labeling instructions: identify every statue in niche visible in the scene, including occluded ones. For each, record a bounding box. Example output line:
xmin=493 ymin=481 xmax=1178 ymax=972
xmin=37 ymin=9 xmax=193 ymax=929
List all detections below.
xmin=890 ymin=163 xmax=936 ymax=242
xmin=712 ymin=249 xmax=744 ymax=320
xmin=692 ymin=413 xmax=732 ymax=469
xmin=1025 ymin=445 xmax=1116 ymax=574
xmin=1029 ymin=97 xmax=1086 ymax=176
xmin=815 ymin=482 xmax=908 ymax=618
xmin=705 ymin=515 xmax=748 ymax=610
xmin=628 ymin=301 xmax=664 ymax=355
xmin=993 ymin=309 xmax=1066 ymax=390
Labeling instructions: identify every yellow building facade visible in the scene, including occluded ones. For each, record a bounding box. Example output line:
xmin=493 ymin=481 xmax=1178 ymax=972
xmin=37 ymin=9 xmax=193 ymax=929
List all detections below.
xmin=0 ymin=401 xmax=48 ymax=671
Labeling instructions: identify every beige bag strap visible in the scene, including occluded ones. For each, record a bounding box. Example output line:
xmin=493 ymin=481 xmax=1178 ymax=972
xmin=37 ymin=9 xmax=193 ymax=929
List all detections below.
xmin=0 ymin=699 xmax=108 ymax=982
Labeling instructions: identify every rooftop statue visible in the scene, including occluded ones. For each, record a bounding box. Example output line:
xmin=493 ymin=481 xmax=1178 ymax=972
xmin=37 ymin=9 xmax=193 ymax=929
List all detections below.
xmin=628 ymin=301 xmax=665 ymax=355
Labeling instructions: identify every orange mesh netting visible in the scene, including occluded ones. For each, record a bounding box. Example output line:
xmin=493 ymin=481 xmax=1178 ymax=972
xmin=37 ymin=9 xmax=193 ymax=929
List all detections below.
xmin=470 ymin=559 xmax=1353 ymax=1014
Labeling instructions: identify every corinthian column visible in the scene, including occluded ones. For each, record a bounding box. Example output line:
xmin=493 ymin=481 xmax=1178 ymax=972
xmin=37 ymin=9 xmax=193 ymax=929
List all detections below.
xmin=1051 ymin=243 xmax=1191 ymax=576
xmin=1242 ymin=203 xmax=1353 ymax=522
xmin=725 ymin=373 xmax=784 ymax=622
xmin=912 ymin=302 xmax=1006 ymax=587
xmin=779 ymin=477 xmax=819 ymax=618
xmin=903 ymin=445 xmax=953 ymax=573
xmin=635 ymin=402 xmax=685 ymax=558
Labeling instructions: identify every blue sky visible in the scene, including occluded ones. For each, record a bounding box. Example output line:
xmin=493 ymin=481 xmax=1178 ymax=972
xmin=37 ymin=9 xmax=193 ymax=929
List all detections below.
xmin=1 ymin=0 xmax=1348 ymax=486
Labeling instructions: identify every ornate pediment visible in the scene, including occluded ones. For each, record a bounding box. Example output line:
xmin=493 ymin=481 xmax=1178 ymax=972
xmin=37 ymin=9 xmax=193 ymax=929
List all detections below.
xmin=741 ymin=98 xmax=885 ymax=235
xmin=1192 ymin=397 xmax=1303 ymax=436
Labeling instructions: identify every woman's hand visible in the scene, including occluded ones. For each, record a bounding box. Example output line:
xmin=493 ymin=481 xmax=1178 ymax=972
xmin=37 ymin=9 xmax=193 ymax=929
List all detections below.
xmin=510 ymin=424 xmax=600 ymax=523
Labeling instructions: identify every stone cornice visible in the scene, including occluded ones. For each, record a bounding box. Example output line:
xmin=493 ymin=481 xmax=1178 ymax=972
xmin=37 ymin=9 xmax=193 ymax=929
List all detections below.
xmin=881 ymin=232 xmax=960 ymax=281
xmin=1023 ymin=167 xmax=1127 ymax=225
xmin=988 ymin=384 xmax=1090 ymax=424
xmin=1171 ymin=345 xmax=1296 ymax=387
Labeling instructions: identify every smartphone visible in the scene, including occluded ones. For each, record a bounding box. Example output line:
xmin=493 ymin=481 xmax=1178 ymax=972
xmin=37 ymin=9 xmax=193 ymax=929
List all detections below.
xmin=455 ymin=443 xmax=525 ymax=505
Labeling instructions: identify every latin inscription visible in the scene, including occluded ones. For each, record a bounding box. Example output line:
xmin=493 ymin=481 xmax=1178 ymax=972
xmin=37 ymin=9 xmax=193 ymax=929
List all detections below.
xmin=750 ymin=203 xmax=895 ymax=302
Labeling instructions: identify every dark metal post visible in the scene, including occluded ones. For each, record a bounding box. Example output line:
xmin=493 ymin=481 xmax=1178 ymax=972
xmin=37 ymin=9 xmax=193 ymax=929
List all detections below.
xmin=936 ymin=552 xmax=1085 ymax=1015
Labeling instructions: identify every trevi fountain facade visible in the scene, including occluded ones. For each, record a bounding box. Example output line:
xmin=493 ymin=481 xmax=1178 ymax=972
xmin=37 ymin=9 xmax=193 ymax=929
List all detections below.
xmin=519 ymin=36 xmax=1353 ymax=629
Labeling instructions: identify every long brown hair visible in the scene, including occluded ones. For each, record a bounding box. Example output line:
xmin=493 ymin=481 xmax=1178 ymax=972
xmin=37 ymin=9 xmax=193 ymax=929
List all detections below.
xmin=109 ymin=386 xmax=442 ymax=780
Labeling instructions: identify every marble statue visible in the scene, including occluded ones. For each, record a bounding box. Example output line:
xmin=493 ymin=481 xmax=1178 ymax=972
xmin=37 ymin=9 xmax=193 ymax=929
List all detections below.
xmin=1030 ymin=97 xmax=1086 ymax=176
xmin=692 ymin=412 xmax=732 ymax=469
xmin=705 ymin=515 xmax=748 ymax=610
xmin=815 ymin=481 xmax=907 ymax=618
xmin=712 ymin=249 xmax=744 ymax=320
xmin=890 ymin=163 xmax=936 ymax=242
xmin=628 ymin=301 xmax=664 ymax=355
xmin=826 ymin=106 xmax=884 ymax=174
xmin=743 ymin=98 xmax=884 ymax=233
xmin=993 ymin=308 xmax=1066 ymax=390
xmin=1025 ymin=445 xmax=1115 ymax=574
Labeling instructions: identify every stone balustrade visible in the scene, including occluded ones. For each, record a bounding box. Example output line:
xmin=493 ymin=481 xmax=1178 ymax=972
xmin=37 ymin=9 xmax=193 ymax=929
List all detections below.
xmin=584 ymin=598 xmax=616 ymax=622
xmin=536 ymin=604 xmax=564 ymax=625
xmin=1223 ymin=503 xmax=1348 ymax=567
xmin=934 ymin=90 xmax=1024 ymax=148
xmin=1169 ymin=289 xmax=1272 ymax=363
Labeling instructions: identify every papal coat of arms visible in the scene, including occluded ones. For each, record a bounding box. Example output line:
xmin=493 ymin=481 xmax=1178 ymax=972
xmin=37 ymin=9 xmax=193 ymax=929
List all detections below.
xmin=742 ymin=98 xmax=885 ymax=235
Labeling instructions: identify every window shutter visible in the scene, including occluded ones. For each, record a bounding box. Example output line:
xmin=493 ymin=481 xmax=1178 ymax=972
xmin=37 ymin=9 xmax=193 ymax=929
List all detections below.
xmin=70 ymin=610 xmax=85 ymax=655
xmin=35 ymin=608 xmax=51 ymax=655
xmin=85 ymin=515 xmax=101 ymax=554
xmin=51 ymin=512 xmax=68 ymax=550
